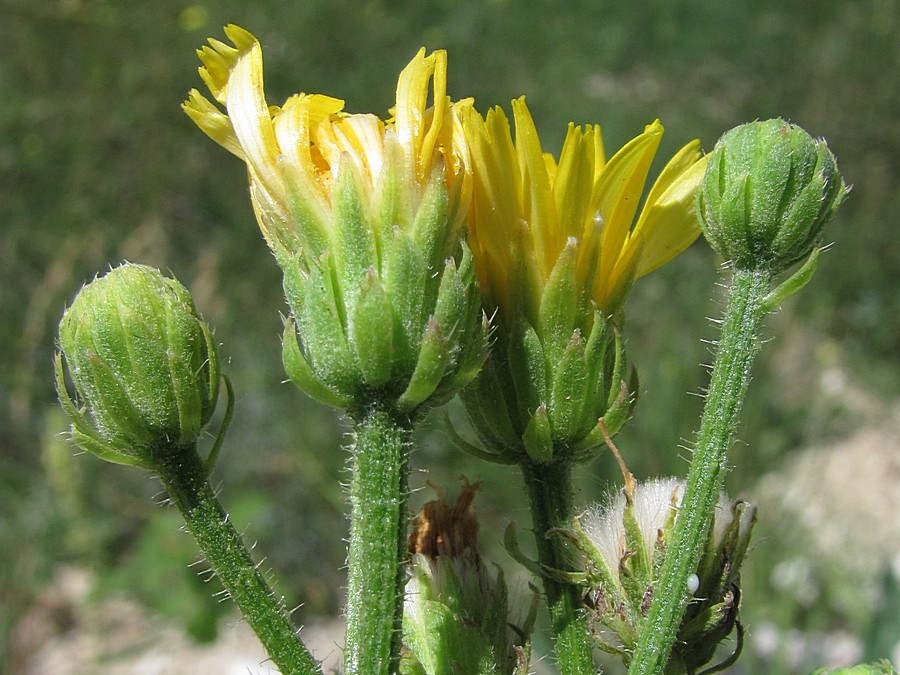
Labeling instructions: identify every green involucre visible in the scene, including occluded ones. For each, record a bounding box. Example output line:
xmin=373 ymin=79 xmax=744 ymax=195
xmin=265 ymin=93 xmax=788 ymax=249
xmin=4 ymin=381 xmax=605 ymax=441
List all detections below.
xmin=460 ymin=308 xmax=632 ymax=465
xmin=458 ymin=227 xmax=635 ymax=465
xmin=281 ymin=166 xmax=486 ymax=416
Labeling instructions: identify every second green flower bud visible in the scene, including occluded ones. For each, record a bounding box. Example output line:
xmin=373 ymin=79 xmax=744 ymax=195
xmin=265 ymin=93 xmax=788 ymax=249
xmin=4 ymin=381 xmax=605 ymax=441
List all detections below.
xmin=697 ymin=118 xmax=847 ymax=273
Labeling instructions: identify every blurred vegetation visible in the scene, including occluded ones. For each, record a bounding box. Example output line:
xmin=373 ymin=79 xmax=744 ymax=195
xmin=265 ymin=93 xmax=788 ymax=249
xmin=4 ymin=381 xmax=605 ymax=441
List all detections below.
xmin=1 ymin=0 xmax=898 ymax=672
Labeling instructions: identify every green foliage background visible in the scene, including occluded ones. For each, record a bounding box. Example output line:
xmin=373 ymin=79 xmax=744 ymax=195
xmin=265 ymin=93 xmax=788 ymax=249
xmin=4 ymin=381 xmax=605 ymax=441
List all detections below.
xmin=2 ymin=0 xmax=898 ymax=672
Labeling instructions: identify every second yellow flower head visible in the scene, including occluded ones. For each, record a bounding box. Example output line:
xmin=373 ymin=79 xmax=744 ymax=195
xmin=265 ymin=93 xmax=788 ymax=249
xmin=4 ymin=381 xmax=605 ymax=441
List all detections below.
xmin=462 ymin=98 xmax=707 ymax=326
xmin=457 ymin=100 xmax=707 ymax=462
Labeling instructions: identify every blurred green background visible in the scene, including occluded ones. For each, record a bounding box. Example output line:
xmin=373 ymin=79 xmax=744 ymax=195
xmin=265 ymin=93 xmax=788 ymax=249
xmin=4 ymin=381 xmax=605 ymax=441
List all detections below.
xmin=2 ymin=0 xmax=898 ymax=672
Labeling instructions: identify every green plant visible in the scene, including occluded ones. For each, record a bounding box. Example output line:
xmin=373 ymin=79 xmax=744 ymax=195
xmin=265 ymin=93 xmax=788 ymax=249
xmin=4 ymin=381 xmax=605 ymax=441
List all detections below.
xmin=50 ymin=25 xmax=877 ymax=675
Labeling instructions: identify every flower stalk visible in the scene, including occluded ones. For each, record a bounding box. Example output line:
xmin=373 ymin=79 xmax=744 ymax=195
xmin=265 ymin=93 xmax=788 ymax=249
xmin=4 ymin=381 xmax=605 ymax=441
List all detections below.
xmin=521 ymin=460 xmax=595 ymax=675
xmin=155 ymin=444 xmax=322 ymax=675
xmin=627 ymin=266 xmax=770 ymax=675
xmin=629 ymin=119 xmax=846 ymax=674
xmin=344 ymin=405 xmax=413 ymax=675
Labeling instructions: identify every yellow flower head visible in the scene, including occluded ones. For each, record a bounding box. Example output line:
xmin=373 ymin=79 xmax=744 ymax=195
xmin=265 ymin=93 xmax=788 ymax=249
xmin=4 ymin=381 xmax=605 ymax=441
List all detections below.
xmin=462 ymin=97 xmax=707 ymax=326
xmin=183 ymin=25 xmax=470 ymax=265
xmin=183 ymin=27 xmax=486 ymax=412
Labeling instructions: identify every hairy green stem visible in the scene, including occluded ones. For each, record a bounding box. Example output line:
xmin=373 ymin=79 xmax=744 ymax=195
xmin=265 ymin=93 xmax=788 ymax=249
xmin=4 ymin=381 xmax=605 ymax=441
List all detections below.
xmin=155 ymin=448 xmax=321 ymax=675
xmin=344 ymin=405 xmax=413 ymax=675
xmin=522 ymin=460 xmax=594 ymax=675
xmin=628 ymin=267 xmax=772 ymax=675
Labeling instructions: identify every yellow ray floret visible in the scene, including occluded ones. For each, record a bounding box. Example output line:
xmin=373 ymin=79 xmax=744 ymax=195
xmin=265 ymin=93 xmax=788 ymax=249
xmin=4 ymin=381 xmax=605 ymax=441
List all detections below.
xmin=462 ymin=97 xmax=707 ymax=321
xmin=183 ymin=25 xmax=468 ymax=261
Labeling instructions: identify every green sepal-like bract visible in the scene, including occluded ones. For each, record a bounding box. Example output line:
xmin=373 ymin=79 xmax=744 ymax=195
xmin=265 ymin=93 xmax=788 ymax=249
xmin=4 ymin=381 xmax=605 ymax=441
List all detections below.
xmin=350 ymin=269 xmax=395 ymax=387
xmin=382 ymin=227 xmax=428 ymax=374
xmin=411 ymin=162 xmax=464 ymax=281
xmin=537 ymin=238 xmax=580 ymax=359
xmin=506 ymin=321 xmax=548 ymax=424
xmin=282 ymin=317 xmax=352 ymax=409
xmin=548 ymin=331 xmax=589 ymax=440
xmin=295 ymin=253 xmax=359 ymax=395
xmin=522 ymin=403 xmax=553 ymax=463
xmin=332 ymin=156 xmax=378 ymax=315
xmin=618 ymin=489 xmax=654 ymax=617
xmin=425 ymin=253 xmax=491 ymax=407
xmin=760 ymin=246 xmax=821 ymax=313
xmin=398 ymin=319 xmax=450 ymax=411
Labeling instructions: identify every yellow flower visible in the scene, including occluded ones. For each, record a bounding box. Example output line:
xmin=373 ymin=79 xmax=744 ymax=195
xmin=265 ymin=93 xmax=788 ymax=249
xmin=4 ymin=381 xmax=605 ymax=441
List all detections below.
xmin=183 ymin=25 xmax=470 ymax=265
xmin=183 ymin=26 xmax=486 ymax=412
xmin=462 ymin=97 xmax=707 ymax=324
xmin=457 ymin=100 xmax=707 ymax=463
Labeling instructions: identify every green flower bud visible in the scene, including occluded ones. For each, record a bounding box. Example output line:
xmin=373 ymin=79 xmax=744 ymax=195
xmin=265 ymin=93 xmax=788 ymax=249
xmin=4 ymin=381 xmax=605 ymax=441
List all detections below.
xmin=402 ymin=481 xmax=535 ymax=675
xmin=697 ymin=119 xmax=848 ymax=273
xmin=568 ymin=476 xmax=756 ymax=672
xmin=56 ymin=264 xmax=222 ymax=469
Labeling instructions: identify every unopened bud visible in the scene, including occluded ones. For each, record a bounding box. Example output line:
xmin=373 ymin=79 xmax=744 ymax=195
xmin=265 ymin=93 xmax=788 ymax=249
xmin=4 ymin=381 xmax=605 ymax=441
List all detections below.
xmin=697 ymin=119 xmax=847 ymax=273
xmin=56 ymin=264 xmax=222 ymax=469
